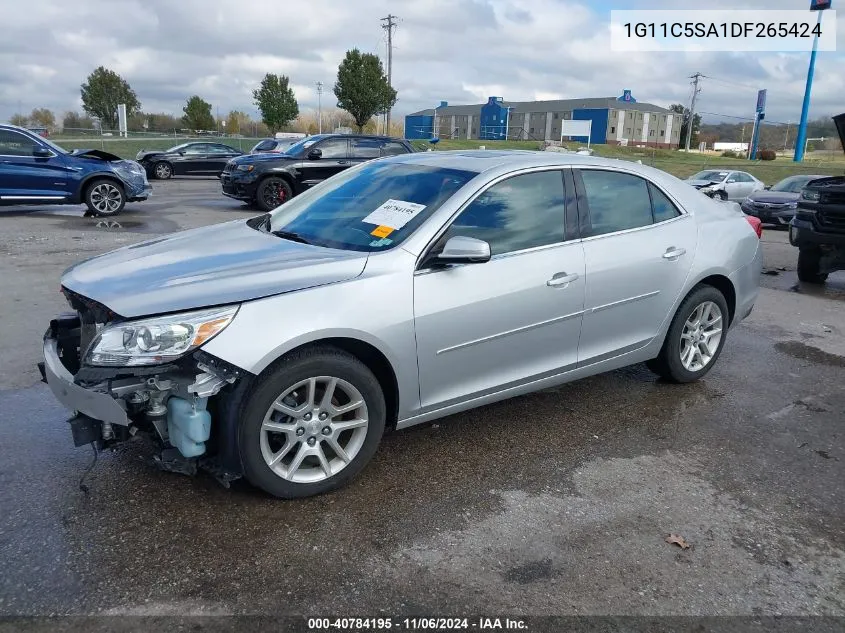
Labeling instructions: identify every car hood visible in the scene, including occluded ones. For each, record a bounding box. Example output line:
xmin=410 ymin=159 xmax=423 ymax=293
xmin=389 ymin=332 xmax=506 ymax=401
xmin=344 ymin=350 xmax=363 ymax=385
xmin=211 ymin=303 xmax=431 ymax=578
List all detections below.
xmin=136 ymin=150 xmax=167 ymax=161
xmin=686 ymin=179 xmax=721 ymax=188
xmin=745 ymin=191 xmax=799 ymax=203
xmin=70 ymin=148 xmax=124 ymax=162
xmin=61 ymin=219 xmax=369 ymax=319
xmin=231 ymin=152 xmax=297 ymax=165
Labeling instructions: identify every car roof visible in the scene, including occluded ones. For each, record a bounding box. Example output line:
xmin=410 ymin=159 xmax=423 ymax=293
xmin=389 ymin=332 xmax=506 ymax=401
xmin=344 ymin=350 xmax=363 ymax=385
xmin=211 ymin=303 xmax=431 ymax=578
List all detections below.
xmin=386 ymin=149 xmax=655 ymax=172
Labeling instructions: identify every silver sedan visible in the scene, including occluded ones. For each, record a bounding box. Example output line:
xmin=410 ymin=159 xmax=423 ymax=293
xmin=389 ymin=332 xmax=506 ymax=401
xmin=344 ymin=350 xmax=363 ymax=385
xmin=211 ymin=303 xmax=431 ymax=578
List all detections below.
xmin=44 ymin=151 xmax=762 ymax=498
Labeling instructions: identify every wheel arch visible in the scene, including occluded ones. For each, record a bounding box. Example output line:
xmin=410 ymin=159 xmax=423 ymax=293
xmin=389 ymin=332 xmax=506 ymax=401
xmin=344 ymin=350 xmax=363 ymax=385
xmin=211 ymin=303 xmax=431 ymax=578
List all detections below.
xmin=695 ymin=274 xmax=736 ymax=326
xmin=254 ymin=335 xmax=401 ymax=429
xmin=77 ymin=172 xmax=125 ymax=203
xmin=259 ymin=170 xmax=297 ymax=192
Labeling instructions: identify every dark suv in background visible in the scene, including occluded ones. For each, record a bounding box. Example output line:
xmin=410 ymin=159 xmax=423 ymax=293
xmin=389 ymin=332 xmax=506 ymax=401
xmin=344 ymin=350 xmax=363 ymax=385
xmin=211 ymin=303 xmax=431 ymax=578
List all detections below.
xmin=789 ymin=113 xmax=845 ymax=283
xmin=221 ymin=134 xmax=415 ymax=210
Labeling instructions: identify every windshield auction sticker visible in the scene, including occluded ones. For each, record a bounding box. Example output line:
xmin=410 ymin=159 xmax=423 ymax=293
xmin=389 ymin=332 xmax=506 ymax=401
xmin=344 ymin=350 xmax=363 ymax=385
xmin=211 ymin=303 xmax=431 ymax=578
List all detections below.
xmin=610 ymin=9 xmax=837 ymax=52
xmin=363 ymin=199 xmax=427 ymax=231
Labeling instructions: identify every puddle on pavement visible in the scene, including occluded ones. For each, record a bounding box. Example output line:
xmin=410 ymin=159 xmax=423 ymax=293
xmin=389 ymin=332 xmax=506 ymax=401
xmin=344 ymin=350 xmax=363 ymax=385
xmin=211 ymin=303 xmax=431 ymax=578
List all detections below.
xmin=775 ymin=340 xmax=845 ymax=367
xmin=759 ymin=270 xmax=845 ymax=302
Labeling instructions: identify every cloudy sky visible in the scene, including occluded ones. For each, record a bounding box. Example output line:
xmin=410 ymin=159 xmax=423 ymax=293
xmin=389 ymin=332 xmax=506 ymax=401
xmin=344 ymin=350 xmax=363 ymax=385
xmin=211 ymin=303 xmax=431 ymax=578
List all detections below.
xmin=0 ymin=0 xmax=842 ymax=127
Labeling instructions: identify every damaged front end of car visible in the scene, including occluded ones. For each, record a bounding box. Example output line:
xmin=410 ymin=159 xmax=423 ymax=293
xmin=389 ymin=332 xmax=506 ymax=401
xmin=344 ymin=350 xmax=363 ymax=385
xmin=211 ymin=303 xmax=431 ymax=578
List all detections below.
xmin=38 ymin=288 xmax=251 ymax=486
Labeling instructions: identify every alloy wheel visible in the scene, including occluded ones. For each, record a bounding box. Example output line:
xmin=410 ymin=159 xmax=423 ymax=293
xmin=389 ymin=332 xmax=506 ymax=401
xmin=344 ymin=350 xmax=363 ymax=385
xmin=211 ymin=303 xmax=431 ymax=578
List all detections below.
xmin=155 ymin=163 xmax=172 ymax=179
xmin=679 ymin=301 xmax=723 ymax=372
xmin=260 ymin=376 xmax=369 ymax=484
xmin=89 ymin=183 xmax=123 ymax=214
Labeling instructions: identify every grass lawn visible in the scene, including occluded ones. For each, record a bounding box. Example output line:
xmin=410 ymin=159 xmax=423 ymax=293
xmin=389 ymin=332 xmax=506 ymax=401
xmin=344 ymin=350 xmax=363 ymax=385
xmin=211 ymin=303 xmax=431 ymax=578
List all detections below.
xmin=51 ymin=136 xmax=262 ymax=157
xmin=410 ymin=138 xmax=844 ymax=185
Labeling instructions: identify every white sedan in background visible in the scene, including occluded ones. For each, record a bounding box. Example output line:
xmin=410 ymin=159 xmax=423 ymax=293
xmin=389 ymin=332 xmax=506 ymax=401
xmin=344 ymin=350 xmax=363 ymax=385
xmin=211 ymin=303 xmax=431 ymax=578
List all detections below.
xmin=686 ymin=170 xmax=765 ymax=201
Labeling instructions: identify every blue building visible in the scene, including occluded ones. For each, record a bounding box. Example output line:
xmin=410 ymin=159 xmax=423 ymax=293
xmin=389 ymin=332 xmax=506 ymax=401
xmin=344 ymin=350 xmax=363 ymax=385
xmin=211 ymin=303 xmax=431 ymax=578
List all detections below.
xmin=405 ymin=90 xmax=682 ymax=148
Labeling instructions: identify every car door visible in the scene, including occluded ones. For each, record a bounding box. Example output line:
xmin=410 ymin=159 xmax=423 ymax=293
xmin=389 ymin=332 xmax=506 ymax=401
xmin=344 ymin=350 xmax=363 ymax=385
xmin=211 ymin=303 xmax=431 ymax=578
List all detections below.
xmin=574 ymin=168 xmax=697 ymax=365
xmin=205 ymin=144 xmax=241 ymax=174
xmin=171 ymin=143 xmax=208 ymax=175
xmin=723 ymin=172 xmax=747 ymax=200
xmin=297 ymin=137 xmax=350 ymax=187
xmin=349 ymin=137 xmax=382 ymax=168
xmin=0 ymin=128 xmax=69 ymax=200
xmin=413 ymin=168 xmax=586 ymax=410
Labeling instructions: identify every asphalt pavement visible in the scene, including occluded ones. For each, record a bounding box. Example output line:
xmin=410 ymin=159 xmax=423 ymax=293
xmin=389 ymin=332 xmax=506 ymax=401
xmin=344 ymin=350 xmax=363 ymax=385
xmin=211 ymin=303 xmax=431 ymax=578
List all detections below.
xmin=0 ymin=179 xmax=843 ymax=621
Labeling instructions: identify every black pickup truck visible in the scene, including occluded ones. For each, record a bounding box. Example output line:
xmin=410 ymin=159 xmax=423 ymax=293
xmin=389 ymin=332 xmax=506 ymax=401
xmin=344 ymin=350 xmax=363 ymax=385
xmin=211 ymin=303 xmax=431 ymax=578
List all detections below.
xmin=789 ymin=113 xmax=845 ymax=283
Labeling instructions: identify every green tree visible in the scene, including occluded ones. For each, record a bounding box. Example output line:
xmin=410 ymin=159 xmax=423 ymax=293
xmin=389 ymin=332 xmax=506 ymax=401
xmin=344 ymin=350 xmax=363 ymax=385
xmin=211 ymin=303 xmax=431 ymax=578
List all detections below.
xmin=182 ymin=95 xmax=215 ymax=131
xmin=333 ymin=49 xmax=397 ymax=132
xmin=80 ymin=66 xmax=141 ymax=130
xmin=9 ymin=113 xmax=28 ymax=127
xmin=253 ymin=74 xmax=299 ymax=133
xmin=29 ymin=108 xmax=56 ymax=129
xmin=670 ymin=103 xmax=701 ymax=149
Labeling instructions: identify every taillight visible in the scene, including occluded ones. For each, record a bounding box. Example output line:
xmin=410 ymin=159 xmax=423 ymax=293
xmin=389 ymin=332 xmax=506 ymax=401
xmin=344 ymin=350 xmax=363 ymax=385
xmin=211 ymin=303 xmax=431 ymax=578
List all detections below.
xmin=745 ymin=215 xmax=762 ymax=239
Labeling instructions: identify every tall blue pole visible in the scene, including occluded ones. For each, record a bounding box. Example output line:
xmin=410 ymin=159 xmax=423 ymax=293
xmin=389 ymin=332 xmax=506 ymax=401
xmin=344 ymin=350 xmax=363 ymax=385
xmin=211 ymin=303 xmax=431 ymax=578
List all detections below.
xmin=794 ymin=10 xmax=824 ymax=162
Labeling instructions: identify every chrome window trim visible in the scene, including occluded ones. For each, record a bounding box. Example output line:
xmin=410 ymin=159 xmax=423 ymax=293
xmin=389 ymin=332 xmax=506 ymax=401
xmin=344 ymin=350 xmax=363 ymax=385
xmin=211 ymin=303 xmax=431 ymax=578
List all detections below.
xmin=415 ymin=165 xmax=575 ymax=273
xmin=572 ymin=165 xmax=692 ymax=242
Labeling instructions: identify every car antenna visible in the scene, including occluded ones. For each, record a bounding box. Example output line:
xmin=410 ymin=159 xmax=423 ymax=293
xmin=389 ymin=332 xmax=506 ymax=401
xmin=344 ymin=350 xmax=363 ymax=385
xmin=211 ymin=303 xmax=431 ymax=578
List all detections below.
xmin=78 ymin=442 xmax=99 ymax=495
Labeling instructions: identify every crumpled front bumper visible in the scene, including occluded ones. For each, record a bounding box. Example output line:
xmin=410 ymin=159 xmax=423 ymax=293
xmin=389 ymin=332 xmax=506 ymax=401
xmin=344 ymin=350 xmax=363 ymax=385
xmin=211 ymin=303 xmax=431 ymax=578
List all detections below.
xmin=42 ymin=333 xmax=129 ymax=426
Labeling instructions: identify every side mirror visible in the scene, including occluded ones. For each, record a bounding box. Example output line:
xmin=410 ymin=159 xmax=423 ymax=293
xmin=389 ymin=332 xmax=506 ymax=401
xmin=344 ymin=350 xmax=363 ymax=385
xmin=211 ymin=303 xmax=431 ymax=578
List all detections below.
xmin=307 ymin=148 xmax=322 ymax=160
xmin=178 ymin=150 xmax=186 ymax=155
xmin=32 ymin=147 xmax=52 ymax=158
xmin=435 ymin=236 xmax=491 ymax=265
xmin=763 ymin=185 xmax=771 ymax=190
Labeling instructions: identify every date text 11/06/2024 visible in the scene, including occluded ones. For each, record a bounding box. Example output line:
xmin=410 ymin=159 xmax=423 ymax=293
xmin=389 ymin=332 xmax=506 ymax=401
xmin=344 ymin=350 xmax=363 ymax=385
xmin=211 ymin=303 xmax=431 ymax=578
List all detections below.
xmin=622 ymin=21 xmax=823 ymax=39
xmin=307 ymin=617 xmax=528 ymax=630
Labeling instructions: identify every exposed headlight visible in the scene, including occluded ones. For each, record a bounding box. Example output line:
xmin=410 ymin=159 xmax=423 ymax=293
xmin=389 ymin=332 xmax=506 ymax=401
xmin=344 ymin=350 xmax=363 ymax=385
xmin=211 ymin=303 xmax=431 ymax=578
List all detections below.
xmin=801 ymin=189 xmax=820 ymax=201
xmin=700 ymin=185 xmax=716 ymax=193
xmin=236 ymin=164 xmax=255 ymax=172
xmin=787 ymin=201 xmax=798 ymax=209
xmin=86 ymin=305 xmax=239 ymax=366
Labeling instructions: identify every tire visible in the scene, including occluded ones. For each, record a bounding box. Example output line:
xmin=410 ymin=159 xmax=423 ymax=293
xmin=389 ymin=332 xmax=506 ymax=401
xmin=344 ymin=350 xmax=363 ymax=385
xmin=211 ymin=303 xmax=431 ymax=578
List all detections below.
xmin=647 ymin=285 xmax=730 ymax=384
xmin=84 ymin=179 xmax=126 ymax=217
xmin=713 ymin=190 xmax=727 ymax=201
xmin=238 ymin=346 xmax=386 ymax=499
xmin=256 ymin=176 xmax=293 ymax=212
xmin=797 ymin=247 xmax=828 ymax=284
xmin=153 ymin=162 xmax=173 ymax=180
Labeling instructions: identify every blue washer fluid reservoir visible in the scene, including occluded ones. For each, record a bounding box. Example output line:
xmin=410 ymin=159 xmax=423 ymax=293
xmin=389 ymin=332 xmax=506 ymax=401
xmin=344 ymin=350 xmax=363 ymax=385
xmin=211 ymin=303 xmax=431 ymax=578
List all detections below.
xmin=166 ymin=397 xmax=211 ymax=458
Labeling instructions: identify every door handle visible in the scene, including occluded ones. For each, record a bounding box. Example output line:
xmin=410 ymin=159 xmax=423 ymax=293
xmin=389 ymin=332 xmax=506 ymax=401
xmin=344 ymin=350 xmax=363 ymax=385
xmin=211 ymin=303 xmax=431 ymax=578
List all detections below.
xmin=547 ymin=272 xmax=579 ymax=287
xmin=663 ymin=247 xmax=686 ymax=261
xmin=337 ymin=160 xmax=349 ymax=165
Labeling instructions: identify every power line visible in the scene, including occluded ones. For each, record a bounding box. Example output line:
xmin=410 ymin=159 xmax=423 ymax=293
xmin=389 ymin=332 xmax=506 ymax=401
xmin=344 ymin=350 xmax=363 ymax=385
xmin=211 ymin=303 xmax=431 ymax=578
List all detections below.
xmin=381 ymin=14 xmax=397 ymax=134
xmin=701 ymin=75 xmax=761 ymax=91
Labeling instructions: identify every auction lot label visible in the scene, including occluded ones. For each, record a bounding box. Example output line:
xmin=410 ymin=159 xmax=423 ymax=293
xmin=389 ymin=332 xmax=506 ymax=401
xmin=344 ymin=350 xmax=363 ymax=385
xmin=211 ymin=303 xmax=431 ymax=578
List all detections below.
xmin=610 ymin=10 xmax=837 ymax=52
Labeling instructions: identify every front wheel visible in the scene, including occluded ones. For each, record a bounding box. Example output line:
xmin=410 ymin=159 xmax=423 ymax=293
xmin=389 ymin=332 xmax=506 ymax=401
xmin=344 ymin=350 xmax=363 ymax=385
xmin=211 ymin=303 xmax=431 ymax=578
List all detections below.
xmin=713 ymin=190 xmax=727 ymax=201
xmin=647 ymin=285 xmax=729 ymax=383
xmin=84 ymin=179 xmax=126 ymax=217
xmin=256 ymin=177 xmax=293 ymax=212
xmin=153 ymin=161 xmax=173 ymax=180
xmin=239 ymin=346 xmax=386 ymax=498
xmin=797 ymin=247 xmax=828 ymax=284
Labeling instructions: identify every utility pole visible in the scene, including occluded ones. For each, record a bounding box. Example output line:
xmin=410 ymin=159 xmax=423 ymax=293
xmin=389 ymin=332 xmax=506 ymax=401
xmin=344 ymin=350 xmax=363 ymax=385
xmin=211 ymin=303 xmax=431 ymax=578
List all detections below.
xmin=381 ymin=14 xmax=397 ymax=135
xmin=684 ymin=72 xmax=702 ymax=152
xmin=316 ymin=81 xmax=323 ymax=134
xmin=784 ymin=120 xmax=791 ymax=151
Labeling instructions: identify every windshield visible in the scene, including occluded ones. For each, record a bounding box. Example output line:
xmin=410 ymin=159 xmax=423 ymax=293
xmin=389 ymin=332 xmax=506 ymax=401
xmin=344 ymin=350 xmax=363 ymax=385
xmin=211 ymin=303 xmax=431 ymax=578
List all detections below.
xmin=266 ymin=161 xmax=477 ymax=252
xmin=282 ymin=135 xmax=327 ymax=156
xmin=770 ymin=176 xmax=815 ymax=193
xmin=691 ymin=170 xmax=728 ymax=182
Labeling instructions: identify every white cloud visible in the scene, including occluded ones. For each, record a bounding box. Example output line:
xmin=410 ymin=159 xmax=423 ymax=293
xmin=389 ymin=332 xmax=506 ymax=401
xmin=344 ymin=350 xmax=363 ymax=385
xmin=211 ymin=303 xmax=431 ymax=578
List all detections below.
xmin=0 ymin=0 xmax=842 ymax=127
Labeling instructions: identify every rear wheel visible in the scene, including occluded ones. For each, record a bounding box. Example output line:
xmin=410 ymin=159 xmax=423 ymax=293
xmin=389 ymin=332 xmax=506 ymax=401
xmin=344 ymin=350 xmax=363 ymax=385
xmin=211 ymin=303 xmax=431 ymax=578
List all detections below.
xmin=84 ymin=179 xmax=125 ymax=217
xmin=153 ymin=161 xmax=173 ymax=180
xmin=256 ymin=177 xmax=293 ymax=211
xmin=647 ymin=285 xmax=729 ymax=383
xmin=797 ymin=247 xmax=828 ymax=284
xmin=239 ymin=346 xmax=386 ymax=498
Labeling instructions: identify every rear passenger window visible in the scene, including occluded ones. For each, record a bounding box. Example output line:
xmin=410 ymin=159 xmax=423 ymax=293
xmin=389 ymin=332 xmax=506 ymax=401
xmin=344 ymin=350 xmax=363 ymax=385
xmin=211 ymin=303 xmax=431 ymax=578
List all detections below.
xmin=580 ymin=170 xmax=653 ymax=236
xmin=443 ymin=170 xmax=566 ymax=256
xmin=381 ymin=141 xmax=409 ymax=156
xmin=649 ymin=183 xmax=681 ymax=222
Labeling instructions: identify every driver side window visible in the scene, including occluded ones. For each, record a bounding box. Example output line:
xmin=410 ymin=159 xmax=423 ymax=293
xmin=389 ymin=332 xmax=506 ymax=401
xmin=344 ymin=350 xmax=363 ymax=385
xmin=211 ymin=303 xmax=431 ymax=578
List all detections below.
xmin=0 ymin=130 xmax=39 ymax=156
xmin=314 ymin=138 xmax=348 ymax=159
xmin=435 ymin=170 xmax=566 ymax=257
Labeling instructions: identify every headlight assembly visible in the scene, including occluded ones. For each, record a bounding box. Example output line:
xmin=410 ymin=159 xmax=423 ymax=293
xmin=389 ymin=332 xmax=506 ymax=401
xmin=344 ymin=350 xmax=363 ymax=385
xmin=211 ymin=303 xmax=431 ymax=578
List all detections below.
xmin=801 ymin=189 xmax=820 ymax=201
xmin=86 ymin=305 xmax=239 ymax=366
xmin=112 ymin=160 xmax=146 ymax=181
xmin=236 ymin=164 xmax=255 ymax=172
